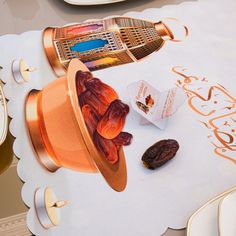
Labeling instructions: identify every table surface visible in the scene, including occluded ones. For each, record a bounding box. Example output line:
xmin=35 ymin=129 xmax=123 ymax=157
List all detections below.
xmin=0 ymin=0 xmax=191 ymax=235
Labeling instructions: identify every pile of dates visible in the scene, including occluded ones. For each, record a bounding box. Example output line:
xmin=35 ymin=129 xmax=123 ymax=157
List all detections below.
xmin=76 ymin=70 xmax=133 ymax=164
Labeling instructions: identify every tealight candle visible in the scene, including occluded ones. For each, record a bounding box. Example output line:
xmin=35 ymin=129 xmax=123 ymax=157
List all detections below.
xmin=12 ymin=59 xmax=36 ymax=84
xmin=34 ymin=187 xmax=68 ymax=229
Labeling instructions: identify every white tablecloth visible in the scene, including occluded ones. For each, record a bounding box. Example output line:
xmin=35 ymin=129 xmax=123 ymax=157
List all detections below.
xmin=0 ymin=0 xmax=236 ymax=235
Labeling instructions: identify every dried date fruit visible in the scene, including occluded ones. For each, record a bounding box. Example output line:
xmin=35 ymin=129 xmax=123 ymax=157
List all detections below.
xmin=97 ymin=99 xmax=130 ymax=139
xmin=82 ymin=104 xmax=101 ymax=135
xmin=112 ymin=132 xmax=133 ymax=149
xmin=76 ymin=70 xmax=93 ymax=94
xmin=79 ymin=90 xmax=108 ymax=115
xmin=142 ymin=139 xmax=179 ymax=169
xmin=93 ymin=131 xmax=119 ymax=164
xmin=85 ymin=78 xmax=118 ymax=106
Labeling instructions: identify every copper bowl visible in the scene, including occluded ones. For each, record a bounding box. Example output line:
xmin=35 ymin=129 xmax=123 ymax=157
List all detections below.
xmin=25 ymin=59 xmax=127 ymax=192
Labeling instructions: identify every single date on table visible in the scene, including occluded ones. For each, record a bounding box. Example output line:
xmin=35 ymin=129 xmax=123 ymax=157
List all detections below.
xmin=142 ymin=139 xmax=179 ymax=170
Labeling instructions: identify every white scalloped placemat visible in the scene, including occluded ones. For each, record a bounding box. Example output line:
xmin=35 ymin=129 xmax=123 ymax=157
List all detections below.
xmin=1 ymin=0 xmax=236 ymax=235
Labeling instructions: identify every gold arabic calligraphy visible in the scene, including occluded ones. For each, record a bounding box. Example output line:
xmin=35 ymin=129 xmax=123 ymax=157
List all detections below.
xmin=172 ymin=66 xmax=236 ymax=164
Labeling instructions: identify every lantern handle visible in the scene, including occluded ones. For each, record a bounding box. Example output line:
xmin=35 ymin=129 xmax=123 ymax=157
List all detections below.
xmin=161 ymin=17 xmax=189 ymax=42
